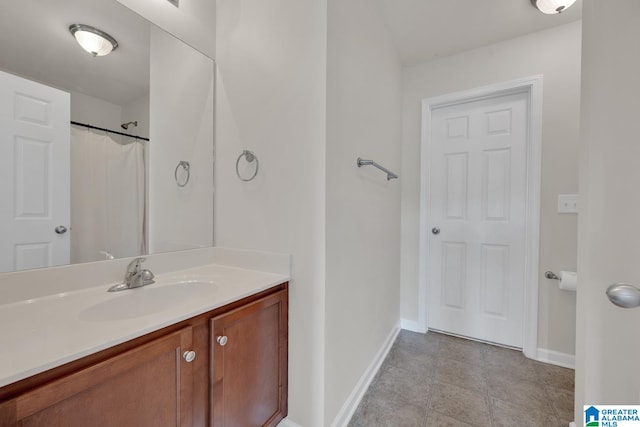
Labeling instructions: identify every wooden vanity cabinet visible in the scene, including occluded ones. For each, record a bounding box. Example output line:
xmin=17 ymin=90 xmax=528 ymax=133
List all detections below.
xmin=211 ymin=289 xmax=288 ymax=427
xmin=5 ymin=327 xmax=194 ymax=426
xmin=0 ymin=283 xmax=288 ymax=427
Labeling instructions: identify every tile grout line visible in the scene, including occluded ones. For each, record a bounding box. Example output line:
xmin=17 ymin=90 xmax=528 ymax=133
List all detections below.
xmin=432 ymin=335 xmax=488 ymax=427
xmin=481 ymin=345 xmax=497 ymax=427
xmin=533 ymin=360 xmax=572 ymax=424
xmin=422 ymin=335 xmax=442 ymax=426
xmin=538 ymin=378 xmax=564 ymax=423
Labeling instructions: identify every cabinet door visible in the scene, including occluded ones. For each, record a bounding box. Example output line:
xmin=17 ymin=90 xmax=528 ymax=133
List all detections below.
xmin=211 ymin=290 xmax=288 ymax=427
xmin=11 ymin=326 xmax=194 ymax=427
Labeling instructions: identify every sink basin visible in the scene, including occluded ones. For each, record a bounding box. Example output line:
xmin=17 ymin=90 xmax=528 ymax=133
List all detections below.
xmin=79 ymin=280 xmax=217 ymax=322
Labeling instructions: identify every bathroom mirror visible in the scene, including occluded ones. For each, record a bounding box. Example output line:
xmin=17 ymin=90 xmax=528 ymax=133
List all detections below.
xmin=0 ymin=0 xmax=214 ymax=273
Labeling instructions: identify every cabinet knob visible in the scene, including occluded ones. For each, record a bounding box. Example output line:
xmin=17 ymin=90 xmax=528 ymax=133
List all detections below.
xmin=217 ymin=335 xmax=228 ymax=346
xmin=183 ymin=350 xmax=196 ymax=363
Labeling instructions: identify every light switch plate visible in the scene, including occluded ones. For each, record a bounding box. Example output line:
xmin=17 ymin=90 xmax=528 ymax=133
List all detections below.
xmin=558 ymin=194 xmax=579 ymax=214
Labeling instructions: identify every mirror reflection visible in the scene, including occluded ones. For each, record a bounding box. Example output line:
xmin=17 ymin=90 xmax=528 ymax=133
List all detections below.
xmin=0 ymin=0 xmax=214 ymax=273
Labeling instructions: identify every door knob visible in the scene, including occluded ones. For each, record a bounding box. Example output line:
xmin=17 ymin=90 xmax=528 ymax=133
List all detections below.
xmin=183 ymin=350 xmax=196 ymax=362
xmin=217 ymin=335 xmax=228 ymax=346
xmin=606 ymin=284 xmax=640 ymax=308
xmin=55 ymin=225 xmax=68 ymax=234
xmin=432 ymin=227 xmax=440 ymax=235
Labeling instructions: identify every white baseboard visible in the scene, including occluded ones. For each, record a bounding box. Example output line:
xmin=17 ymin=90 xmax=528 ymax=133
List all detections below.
xmin=400 ymin=318 xmax=426 ymax=333
xmin=536 ymin=348 xmax=575 ymax=369
xmin=329 ymin=323 xmax=401 ymax=427
xmin=277 ymin=418 xmax=303 ymax=427
xmin=569 ymin=422 xmax=576 ymax=427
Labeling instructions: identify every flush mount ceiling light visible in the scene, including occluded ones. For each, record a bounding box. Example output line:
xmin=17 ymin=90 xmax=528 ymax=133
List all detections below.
xmin=530 ymin=0 xmax=577 ymax=14
xmin=69 ymin=24 xmax=118 ymax=57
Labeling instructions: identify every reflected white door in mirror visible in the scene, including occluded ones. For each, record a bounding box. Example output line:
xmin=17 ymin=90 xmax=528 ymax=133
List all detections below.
xmin=0 ymin=71 xmax=71 ymax=273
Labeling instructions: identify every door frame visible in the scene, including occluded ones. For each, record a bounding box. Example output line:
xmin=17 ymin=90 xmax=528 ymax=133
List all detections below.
xmin=417 ymin=76 xmax=543 ymax=359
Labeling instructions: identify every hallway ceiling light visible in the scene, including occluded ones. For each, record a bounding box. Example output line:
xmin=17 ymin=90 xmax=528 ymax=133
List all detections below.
xmin=530 ymin=0 xmax=577 ymax=14
xmin=69 ymin=24 xmax=118 ymax=57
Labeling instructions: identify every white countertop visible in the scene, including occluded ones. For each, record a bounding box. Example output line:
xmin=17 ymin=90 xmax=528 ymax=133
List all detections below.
xmin=0 ymin=263 xmax=288 ymax=388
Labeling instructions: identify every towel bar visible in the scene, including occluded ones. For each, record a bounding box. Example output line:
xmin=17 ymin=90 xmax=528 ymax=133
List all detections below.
xmin=356 ymin=157 xmax=398 ymax=180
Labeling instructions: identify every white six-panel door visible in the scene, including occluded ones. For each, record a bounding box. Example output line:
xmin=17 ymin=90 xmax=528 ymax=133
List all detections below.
xmin=0 ymin=71 xmax=70 ymax=273
xmin=426 ymin=90 xmax=528 ymax=348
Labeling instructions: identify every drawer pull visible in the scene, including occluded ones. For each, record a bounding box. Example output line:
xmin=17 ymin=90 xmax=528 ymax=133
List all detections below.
xmin=183 ymin=350 xmax=196 ymax=362
xmin=217 ymin=335 xmax=228 ymax=346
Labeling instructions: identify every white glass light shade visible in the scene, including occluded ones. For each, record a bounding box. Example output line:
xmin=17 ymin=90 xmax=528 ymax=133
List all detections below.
xmin=69 ymin=24 xmax=118 ymax=57
xmin=531 ymin=0 xmax=577 ymax=14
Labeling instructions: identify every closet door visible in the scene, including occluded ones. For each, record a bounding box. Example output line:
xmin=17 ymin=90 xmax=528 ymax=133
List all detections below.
xmin=426 ymin=90 xmax=529 ymax=348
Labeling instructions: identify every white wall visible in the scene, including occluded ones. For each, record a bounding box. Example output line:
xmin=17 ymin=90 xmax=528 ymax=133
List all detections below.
xmin=214 ymin=1 xmax=328 ymax=425
xmin=575 ymin=0 xmax=640 ymax=422
xmin=70 ymin=91 xmax=122 ymax=131
xmin=122 ymin=94 xmax=150 ymax=139
xmin=71 ymin=90 xmax=149 ymax=139
xmin=325 ymin=0 xmax=402 ymax=423
xmin=116 ymin=0 xmax=215 ymax=58
xmin=400 ymin=22 xmax=582 ymax=357
xmin=149 ymin=27 xmax=214 ymax=254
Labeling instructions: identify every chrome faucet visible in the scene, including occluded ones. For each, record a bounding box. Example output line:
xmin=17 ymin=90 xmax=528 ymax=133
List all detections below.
xmin=108 ymin=257 xmax=155 ymax=292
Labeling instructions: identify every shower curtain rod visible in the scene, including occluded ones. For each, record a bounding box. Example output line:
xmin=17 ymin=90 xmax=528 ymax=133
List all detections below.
xmin=71 ymin=121 xmax=150 ymax=141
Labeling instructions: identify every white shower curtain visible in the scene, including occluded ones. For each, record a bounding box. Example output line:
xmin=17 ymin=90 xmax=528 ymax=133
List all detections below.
xmin=70 ymin=126 xmax=146 ymax=263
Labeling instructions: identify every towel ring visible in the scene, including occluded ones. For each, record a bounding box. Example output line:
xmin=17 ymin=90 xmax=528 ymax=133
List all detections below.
xmin=175 ymin=161 xmax=190 ymax=187
xmin=236 ymin=150 xmax=259 ymax=182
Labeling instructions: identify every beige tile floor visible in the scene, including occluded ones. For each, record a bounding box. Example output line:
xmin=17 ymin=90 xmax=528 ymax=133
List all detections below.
xmin=348 ymin=330 xmax=575 ymax=427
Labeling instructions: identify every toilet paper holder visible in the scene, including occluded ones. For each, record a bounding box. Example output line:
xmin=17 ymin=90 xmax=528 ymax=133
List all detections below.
xmin=545 ymin=271 xmax=560 ymax=280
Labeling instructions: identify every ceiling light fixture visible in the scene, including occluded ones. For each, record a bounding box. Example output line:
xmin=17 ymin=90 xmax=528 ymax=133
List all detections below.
xmin=530 ymin=0 xmax=577 ymax=14
xmin=69 ymin=24 xmax=118 ymax=57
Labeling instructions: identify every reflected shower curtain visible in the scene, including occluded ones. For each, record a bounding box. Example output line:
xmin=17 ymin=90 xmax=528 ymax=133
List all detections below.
xmin=70 ymin=126 xmax=146 ymax=263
